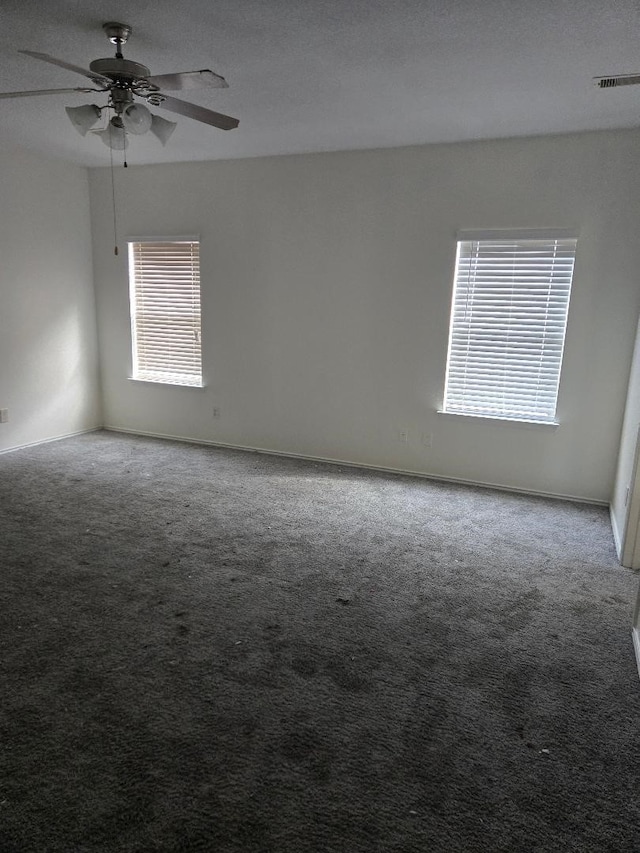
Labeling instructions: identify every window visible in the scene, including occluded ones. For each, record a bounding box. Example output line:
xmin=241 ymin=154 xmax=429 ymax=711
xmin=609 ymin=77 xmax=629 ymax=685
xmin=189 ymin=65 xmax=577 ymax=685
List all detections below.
xmin=128 ymin=239 xmax=203 ymax=387
xmin=442 ymin=233 xmax=577 ymax=424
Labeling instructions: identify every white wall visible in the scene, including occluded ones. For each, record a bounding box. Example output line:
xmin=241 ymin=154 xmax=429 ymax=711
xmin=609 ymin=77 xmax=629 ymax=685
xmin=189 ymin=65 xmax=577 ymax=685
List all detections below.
xmin=89 ymin=130 xmax=640 ymax=502
xmin=0 ymin=150 xmax=101 ymax=452
xmin=611 ymin=318 xmax=640 ymax=564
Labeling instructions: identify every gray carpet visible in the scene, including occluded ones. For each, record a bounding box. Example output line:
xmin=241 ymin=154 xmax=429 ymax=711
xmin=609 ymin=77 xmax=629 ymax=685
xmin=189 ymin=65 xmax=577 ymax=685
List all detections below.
xmin=1 ymin=430 xmax=639 ymax=852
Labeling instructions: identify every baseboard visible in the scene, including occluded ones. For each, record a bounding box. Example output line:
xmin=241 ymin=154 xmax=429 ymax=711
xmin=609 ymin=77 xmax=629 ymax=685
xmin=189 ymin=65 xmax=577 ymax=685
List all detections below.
xmin=610 ymin=505 xmax=623 ymax=560
xmin=103 ymin=425 xmax=607 ymax=506
xmin=0 ymin=426 xmax=101 ymax=456
xmin=633 ymin=629 xmax=640 ymax=683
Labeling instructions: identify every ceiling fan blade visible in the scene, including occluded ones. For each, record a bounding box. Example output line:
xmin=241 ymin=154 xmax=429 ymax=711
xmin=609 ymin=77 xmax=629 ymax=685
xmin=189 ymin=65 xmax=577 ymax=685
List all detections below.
xmin=594 ymin=73 xmax=640 ymax=88
xmin=19 ymin=50 xmax=110 ymax=86
xmin=146 ymin=69 xmax=228 ymax=91
xmin=154 ymin=94 xmax=239 ymax=130
xmin=0 ymin=86 xmax=95 ymax=99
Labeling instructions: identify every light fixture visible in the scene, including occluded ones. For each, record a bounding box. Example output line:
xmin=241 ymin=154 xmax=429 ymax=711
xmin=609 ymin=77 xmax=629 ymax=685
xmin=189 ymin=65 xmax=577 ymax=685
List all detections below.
xmin=150 ymin=114 xmax=177 ymax=146
xmin=65 ymin=88 xmax=178 ymax=151
xmin=121 ymin=102 xmax=152 ymax=135
xmin=65 ymin=104 xmax=101 ymax=136
xmin=95 ymin=117 xmax=128 ymax=150
xmin=68 ymin=99 xmax=178 ymax=150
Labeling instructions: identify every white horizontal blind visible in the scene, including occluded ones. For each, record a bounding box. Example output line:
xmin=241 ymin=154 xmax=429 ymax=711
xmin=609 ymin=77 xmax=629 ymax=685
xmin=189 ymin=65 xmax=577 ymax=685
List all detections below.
xmin=443 ymin=237 xmax=577 ymax=423
xmin=129 ymin=240 xmax=202 ymax=386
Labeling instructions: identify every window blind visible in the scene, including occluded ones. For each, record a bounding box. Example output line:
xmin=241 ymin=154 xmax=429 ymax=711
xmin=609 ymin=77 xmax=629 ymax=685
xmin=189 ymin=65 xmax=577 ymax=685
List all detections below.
xmin=443 ymin=236 xmax=577 ymax=423
xmin=128 ymin=240 xmax=202 ymax=386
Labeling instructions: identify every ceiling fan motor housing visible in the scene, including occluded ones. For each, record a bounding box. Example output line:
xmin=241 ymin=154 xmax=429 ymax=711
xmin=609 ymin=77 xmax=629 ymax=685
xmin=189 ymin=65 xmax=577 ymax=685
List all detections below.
xmin=89 ymin=57 xmax=151 ymax=86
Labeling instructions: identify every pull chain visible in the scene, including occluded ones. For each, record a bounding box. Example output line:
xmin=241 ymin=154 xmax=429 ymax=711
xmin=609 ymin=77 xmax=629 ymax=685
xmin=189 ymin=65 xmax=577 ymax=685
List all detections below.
xmin=109 ymin=117 xmax=119 ymax=256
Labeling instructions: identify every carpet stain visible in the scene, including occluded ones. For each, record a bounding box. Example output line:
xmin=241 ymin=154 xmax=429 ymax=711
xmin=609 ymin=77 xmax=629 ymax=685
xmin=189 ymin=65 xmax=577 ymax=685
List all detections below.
xmin=323 ymin=656 xmax=371 ymax=692
xmin=501 ymin=587 xmax=543 ymax=631
xmin=290 ymin=656 xmax=318 ymax=678
xmin=281 ymin=724 xmax=321 ymax=762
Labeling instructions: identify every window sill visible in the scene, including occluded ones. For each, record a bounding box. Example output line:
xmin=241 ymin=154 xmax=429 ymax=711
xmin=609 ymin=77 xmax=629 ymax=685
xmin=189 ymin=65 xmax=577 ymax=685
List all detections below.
xmin=437 ymin=410 xmax=559 ymax=429
xmin=128 ymin=377 xmax=206 ymax=390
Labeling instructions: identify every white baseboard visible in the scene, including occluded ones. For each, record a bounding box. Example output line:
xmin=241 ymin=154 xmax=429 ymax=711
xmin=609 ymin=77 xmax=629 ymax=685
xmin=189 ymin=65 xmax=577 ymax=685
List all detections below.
xmin=103 ymin=425 xmax=607 ymax=506
xmin=0 ymin=426 xmax=100 ymax=456
xmin=633 ymin=629 xmax=640 ymax=683
xmin=610 ymin=504 xmax=623 ymax=560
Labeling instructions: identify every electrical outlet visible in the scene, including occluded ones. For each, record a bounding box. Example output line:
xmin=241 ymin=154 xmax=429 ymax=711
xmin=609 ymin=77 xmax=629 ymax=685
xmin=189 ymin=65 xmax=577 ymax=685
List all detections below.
xmin=421 ymin=432 xmax=433 ymax=448
xmin=398 ymin=429 xmax=408 ymax=444
xmin=0 ymin=408 xmax=8 ymax=423
xmin=212 ymin=407 xmax=220 ymax=418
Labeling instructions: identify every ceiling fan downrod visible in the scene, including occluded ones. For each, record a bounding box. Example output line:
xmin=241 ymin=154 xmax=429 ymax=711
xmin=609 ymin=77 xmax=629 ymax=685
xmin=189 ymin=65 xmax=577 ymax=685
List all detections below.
xmin=102 ymin=22 xmax=131 ymax=59
xmin=89 ymin=23 xmax=152 ymax=90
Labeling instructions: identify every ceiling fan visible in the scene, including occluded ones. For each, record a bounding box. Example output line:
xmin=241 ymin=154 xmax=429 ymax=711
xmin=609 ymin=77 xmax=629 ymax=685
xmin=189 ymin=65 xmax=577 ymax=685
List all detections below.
xmin=0 ymin=21 xmax=239 ymax=150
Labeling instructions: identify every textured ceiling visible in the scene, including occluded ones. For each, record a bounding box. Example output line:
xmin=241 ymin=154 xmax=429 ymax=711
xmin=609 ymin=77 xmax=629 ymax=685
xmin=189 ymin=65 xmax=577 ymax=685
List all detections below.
xmin=1 ymin=0 xmax=640 ymax=167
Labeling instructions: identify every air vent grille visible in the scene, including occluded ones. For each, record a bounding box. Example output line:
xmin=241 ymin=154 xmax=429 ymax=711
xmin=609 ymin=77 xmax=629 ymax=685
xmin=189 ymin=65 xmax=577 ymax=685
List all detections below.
xmin=595 ymin=74 xmax=640 ymax=88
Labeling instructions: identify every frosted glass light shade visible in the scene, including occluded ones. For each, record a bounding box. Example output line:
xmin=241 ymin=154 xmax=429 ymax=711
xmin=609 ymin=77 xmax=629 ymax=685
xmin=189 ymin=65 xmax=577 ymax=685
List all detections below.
xmin=96 ymin=122 xmax=128 ymax=150
xmin=122 ymin=103 xmax=152 ymax=135
xmin=150 ymin=114 xmax=177 ymax=146
xmin=65 ymin=104 xmax=101 ymax=136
